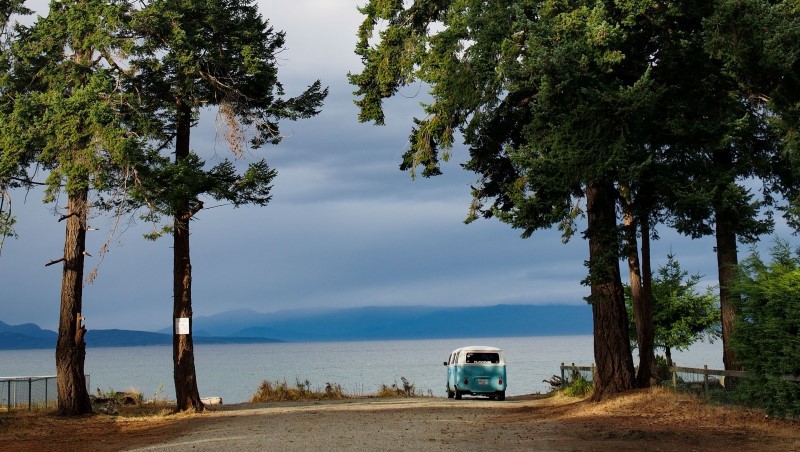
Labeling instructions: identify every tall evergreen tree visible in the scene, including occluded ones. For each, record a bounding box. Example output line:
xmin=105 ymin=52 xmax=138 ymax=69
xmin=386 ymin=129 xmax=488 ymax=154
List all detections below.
xmin=1 ymin=0 xmax=145 ymax=415
xmin=349 ymin=0 xmax=679 ymax=399
xmin=653 ymin=0 xmax=779 ymax=372
xmin=131 ymin=0 xmax=327 ymax=412
xmin=702 ymin=2 xmax=800 ymax=368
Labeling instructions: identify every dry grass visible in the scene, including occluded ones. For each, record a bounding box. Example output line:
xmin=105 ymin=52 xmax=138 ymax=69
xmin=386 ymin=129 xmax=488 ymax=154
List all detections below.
xmin=250 ymin=379 xmax=348 ymax=403
xmin=375 ymin=376 xmax=421 ymax=398
xmin=0 ymin=404 xmax=190 ymax=452
xmin=2 ymin=387 xmax=798 ymax=451
xmin=545 ymin=386 xmax=799 ymax=437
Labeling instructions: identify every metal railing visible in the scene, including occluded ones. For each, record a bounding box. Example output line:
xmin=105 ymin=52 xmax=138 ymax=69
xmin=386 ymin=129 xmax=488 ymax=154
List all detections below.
xmin=1 ymin=375 xmax=91 ymax=411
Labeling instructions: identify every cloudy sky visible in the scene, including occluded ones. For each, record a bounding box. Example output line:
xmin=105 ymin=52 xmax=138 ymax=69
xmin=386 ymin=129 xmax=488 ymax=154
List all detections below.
xmin=1 ymin=0 xmax=791 ymax=332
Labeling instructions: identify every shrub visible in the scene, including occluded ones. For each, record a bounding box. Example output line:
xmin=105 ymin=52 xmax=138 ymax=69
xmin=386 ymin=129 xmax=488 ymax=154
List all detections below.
xmin=730 ymin=240 xmax=800 ymax=418
xmin=376 ymin=377 xmax=419 ymax=398
xmin=250 ymin=378 xmax=348 ymax=403
xmin=562 ymin=374 xmax=594 ymax=398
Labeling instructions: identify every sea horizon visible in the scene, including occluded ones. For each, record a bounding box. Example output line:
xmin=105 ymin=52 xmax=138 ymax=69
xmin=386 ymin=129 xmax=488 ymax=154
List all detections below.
xmin=1 ymin=335 xmax=723 ymax=404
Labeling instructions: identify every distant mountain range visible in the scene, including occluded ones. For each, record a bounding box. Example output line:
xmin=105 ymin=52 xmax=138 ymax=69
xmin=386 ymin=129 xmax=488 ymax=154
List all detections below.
xmin=165 ymin=304 xmax=593 ymax=341
xmin=2 ymin=304 xmax=592 ymax=350
xmin=0 ymin=321 xmax=57 ymax=349
xmin=0 ymin=320 xmax=281 ymax=350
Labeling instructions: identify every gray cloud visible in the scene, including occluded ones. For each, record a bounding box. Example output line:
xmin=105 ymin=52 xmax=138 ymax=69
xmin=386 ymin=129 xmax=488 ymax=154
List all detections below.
xmin=1 ymin=0 xmax=781 ymax=332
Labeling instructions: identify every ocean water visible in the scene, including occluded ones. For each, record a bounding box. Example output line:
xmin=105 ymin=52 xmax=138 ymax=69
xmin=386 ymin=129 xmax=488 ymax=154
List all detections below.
xmin=0 ymin=336 xmax=723 ymax=404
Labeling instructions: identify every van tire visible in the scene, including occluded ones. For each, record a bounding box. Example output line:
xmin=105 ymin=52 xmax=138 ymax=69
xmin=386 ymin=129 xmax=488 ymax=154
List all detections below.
xmin=454 ymin=389 xmax=462 ymax=400
xmin=447 ymin=386 xmax=454 ymax=398
xmin=497 ymin=391 xmax=505 ymax=401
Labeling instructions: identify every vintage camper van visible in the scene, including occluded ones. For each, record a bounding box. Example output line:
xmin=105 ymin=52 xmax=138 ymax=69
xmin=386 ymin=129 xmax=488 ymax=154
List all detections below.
xmin=444 ymin=346 xmax=506 ymax=400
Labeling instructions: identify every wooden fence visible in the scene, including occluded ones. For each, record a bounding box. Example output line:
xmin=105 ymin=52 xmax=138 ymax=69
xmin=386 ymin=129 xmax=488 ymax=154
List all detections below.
xmin=559 ymin=363 xmax=800 ymax=398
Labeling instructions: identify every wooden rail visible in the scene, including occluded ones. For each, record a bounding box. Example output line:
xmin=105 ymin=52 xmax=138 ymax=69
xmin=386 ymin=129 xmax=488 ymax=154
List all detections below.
xmin=559 ymin=363 xmax=800 ymax=398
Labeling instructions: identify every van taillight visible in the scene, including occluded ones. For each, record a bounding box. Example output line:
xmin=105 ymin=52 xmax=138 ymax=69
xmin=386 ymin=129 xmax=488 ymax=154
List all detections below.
xmin=498 ymin=378 xmax=503 ymax=385
xmin=464 ymin=378 xmax=469 ymax=385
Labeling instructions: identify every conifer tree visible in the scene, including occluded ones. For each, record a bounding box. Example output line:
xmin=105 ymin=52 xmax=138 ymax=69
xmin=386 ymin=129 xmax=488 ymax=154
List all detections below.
xmin=625 ymin=253 xmax=721 ymax=367
xmin=131 ymin=0 xmax=327 ymax=411
xmin=349 ymin=0 xmax=651 ymax=399
xmin=1 ymin=0 xmax=146 ymax=415
xmin=350 ymin=0 xmax=797 ymax=396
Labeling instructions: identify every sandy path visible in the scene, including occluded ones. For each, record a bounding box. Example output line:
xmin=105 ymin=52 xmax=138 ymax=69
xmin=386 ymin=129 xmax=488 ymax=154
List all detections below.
xmin=120 ymin=394 xmax=798 ymax=452
xmin=125 ymin=398 xmax=557 ymax=451
xmin=3 ymin=390 xmax=799 ymax=451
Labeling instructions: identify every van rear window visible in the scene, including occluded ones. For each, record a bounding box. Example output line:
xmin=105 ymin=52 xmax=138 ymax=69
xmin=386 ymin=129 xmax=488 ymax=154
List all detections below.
xmin=465 ymin=352 xmax=500 ymax=364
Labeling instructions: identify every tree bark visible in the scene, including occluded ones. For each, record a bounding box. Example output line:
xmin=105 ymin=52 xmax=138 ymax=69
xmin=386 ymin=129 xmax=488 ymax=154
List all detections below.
xmin=715 ymin=217 xmax=741 ymax=371
xmin=638 ymin=215 xmax=657 ymax=383
xmin=172 ymin=100 xmax=204 ymax=412
xmin=586 ymin=180 xmax=636 ymax=401
xmin=55 ymin=188 xmax=93 ymax=416
xmin=623 ymin=214 xmax=651 ymax=388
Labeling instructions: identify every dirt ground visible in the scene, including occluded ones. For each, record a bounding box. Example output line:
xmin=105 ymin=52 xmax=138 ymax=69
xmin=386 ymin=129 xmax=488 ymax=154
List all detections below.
xmin=1 ymin=388 xmax=798 ymax=451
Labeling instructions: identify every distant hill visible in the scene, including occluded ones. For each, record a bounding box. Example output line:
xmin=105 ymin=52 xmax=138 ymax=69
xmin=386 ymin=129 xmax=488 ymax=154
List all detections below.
xmin=161 ymin=304 xmax=593 ymax=342
xmin=2 ymin=304 xmax=593 ymax=349
xmin=0 ymin=320 xmax=57 ymax=349
xmin=0 ymin=320 xmax=281 ymax=350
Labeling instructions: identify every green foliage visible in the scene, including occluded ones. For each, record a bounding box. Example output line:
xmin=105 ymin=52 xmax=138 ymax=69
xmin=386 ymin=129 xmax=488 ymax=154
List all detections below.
xmin=0 ymin=186 xmax=15 ymax=245
xmin=1 ymin=0 xmax=150 ymax=204
xmin=625 ymin=253 xmax=721 ymax=362
xmin=250 ymin=379 xmax=347 ymax=403
xmin=730 ymin=240 xmax=800 ymax=418
xmin=129 ymin=0 xmax=327 ymax=226
xmin=562 ymin=374 xmax=594 ymax=398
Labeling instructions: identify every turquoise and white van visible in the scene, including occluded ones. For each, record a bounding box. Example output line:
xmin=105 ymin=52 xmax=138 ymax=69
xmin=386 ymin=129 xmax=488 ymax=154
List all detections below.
xmin=444 ymin=346 xmax=506 ymax=400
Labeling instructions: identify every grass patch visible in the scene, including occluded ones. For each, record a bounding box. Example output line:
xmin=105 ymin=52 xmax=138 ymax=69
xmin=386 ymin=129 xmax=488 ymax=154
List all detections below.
xmin=250 ymin=376 xmax=428 ymax=402
xmin=251 ymin=378 xmax=348 ymax=403
xmin=89 ymin=385 xmax=175 ymax=416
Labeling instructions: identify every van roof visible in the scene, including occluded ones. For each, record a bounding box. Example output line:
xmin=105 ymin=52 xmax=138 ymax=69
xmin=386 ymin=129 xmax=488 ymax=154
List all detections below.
xmin=450 ymin=346 xmax=502 ymax=354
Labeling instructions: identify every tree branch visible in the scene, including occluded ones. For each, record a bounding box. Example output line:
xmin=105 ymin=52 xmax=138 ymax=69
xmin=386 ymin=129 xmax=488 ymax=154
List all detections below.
xmin=2 ymin=175 xmax=47 ymax=186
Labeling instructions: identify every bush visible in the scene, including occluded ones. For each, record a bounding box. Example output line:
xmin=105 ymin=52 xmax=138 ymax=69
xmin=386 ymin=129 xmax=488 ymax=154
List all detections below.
xmin=562 ymin=374 xmax=594 ymax=398
xmin=250 ymin=378 xmax=348 ymax=403
xmin=376 ymin=377 xmax=419 ymax=398
xmin=731 ymin=241 xmax=800 ymax=418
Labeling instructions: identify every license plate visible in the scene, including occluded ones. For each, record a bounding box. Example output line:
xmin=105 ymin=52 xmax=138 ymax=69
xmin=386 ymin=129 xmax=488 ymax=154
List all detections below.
xmin=477 ymin=378 xmax=489 ymax=385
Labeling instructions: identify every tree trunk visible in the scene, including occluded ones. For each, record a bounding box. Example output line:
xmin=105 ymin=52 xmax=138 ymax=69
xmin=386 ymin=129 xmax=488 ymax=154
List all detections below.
xmin=638 ymin=216 xmax=657 ymax=384
xmin=623 ymin=211 xmax=653 ymax=388
xmin=172 ymin=101 xmax=204 ymax=412
xmin=586 ymin=180 xmax=636 ymax=401
xmin=715 ymin=217 xmax=741 ymax=371
xmin=55 ymin=188 xmax=93 ymax=416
